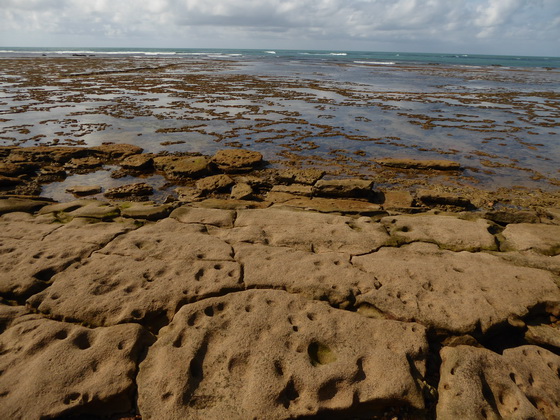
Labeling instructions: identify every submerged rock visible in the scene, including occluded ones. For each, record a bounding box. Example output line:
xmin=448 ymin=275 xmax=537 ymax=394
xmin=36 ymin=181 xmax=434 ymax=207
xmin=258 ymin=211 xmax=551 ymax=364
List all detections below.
xmin=377 ymin=158 xmax=462 ymax=171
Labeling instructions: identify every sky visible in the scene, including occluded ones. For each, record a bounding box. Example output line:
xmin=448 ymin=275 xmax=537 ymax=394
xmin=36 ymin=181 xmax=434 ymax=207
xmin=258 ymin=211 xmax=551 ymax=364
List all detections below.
xmin=0 ymin=0 xmax=559 ymax=56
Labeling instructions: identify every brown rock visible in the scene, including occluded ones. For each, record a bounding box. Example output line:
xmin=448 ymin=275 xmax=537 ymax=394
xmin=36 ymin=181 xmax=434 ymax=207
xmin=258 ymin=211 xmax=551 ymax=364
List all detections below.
xmin=174 ymin=186 xmax=203 ymax=202
xmin=119 ymin=202 xmax=173 ymax=220
xmin=66 ymin=185 xmax=102 ymax=196
xmin=377 ymin=158 xmax=461 ymax=170
xmin=501 ymin=223 xmax=560 ymax=255
xmin=269 ymin=184 xmax=313 ymax=197
xmin=196 ymin=198 xmax=270 ymax=210
xmin=525 ymin=324 xmax=560 ymax=350
xmin=276 ymin=168 xmax=325 ymax=185
xmin=170 ymin=206 xmax=236 ymax=228
xmin=230 ymin=183 xmax=253 ymax=200
xmin=437 ymin=345 xmax=560 ymax=419
xmin=484 ymin=210 xmax=540 ymax=225
xmin=218 ymin=208 xmax=389 ymax=254
xmin=7 ymin=146 xmax=87 ymax=164
xmin=0 ymin=175 xmax=23 ymax=187
xmin=211 ymin=149 xmax=263 ymax=173
xmin=0 ymin=197 xmax=52 ymax=215
xmin=381 ymin=190 xmax=415 ymax=210
xmin=416 ymin=189 xmax=472 ymax=208
xmin=353 ymin=242 xmax=560 ymax=333
xmin=381 ymin=214 xmax=498 ymax=251
xmin=137 ymin=290 xmax=428 ymax=420
xmin=195 ymin=174 xmax=234 ymax=194
xmin=279 ymin=197 xmax=385 ymax=215
xmin=28 ymin=219 xmax=241 ymax=327
xmin=120 ymin=154 xmax=154 ymax=170
xmin=313 ymin=178 xmax=373 ymax=198
xmin=104 ymin=182 xmax=153 ymax=199
xmin=68 ymin=201 xmax=120 ymax=219
xmin=64 ymin=156 xmax=103 ymax=170
xmin=0 ymin=313 xmax=153 ymax=420
xmin=92 ymin=143 xmax=143 ymax=160
xmin=1 ymin=219 xmax=132 ymax=298
xmin=0 ymin=162 xmax=38 ymax=176
xmin=154 ymin=156 xmax=209 ymax=179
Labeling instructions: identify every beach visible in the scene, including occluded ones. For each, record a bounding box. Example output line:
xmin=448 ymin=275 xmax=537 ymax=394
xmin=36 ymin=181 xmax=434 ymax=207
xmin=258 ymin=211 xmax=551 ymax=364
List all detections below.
xmin=1 ymin=53 xmax=560 ymax=419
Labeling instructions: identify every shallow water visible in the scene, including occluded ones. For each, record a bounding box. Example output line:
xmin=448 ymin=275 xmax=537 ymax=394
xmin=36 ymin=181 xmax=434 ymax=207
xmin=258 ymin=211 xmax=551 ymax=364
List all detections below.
xmin=0 ymin=55 xmax=559 ymax=197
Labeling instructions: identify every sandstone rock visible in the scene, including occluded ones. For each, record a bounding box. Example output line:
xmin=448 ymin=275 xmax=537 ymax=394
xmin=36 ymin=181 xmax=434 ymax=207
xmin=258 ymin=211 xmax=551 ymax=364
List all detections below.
xmin=541 ymin=207 xmax=560 ymax=225
xmin=353 ymin=242 xmax=560 ymax=334
xmin=196 ymin=198 xmax=270 ymax=210
xmin=66 ymin=185 xmax=102 ymax=196
xmin=0 ymin=162 xmax=38 ymax=176
xmin=1 ymin=220 xmax=132 ymax=298
xmin=28 ymin=219 xmax=241 ymax=327
xmin=92 ymin=143 xmax=143 ymax=160
xmin=37 ymin=166 xmax=67 ymax=183
xmin=501 ymin=223 xmax=560 ymax=255
xmin=220 ymin=208 xmax=389 ymax=254
xmin=64 ymin=156 xmax=103 ymax=171
xmin=416 ymin=189 xmax=472 ymax=208
xmin=230 ymin=183 xmax=253 ymax=200
xmin=377 ymin=158 xmax=461 ymax=171
xmin=137 ymin=290 xmax=428 ymax=420
xmin=0 ymin=175 xmax=23 ymax=187
xmin=119 ymin=202 xmax=173 ymax=220
xmin=68 ymin=201 xmax=120 ymax=219
xmin=0 ymin=198 xmax=52 ymax=215
xmin=7 ymin=146 xmax=87 ymax=164
xmin=269 ymin=184 xmax=313 ymax=197
xmin=525 ymin=324 xmax=560 ymax=350
xmin=0 ymin=314 xmax=152 ymax=420
xmin=235 ymin=243 xmax=370 ymax=308
xmin=154 ymin=156 xmax=209 ymax=179
xmin=120 ymin=154 xmax=154 ymax=171
xmin=104 ymin=182 xmax=153 ymax=199
xmin=276 ymin=168 xmax=325 ymax=185
xmin=437 ymin=345 xmax=560 ymax=419
xmin=211 ymin=149 xmax=263 ymax=173
xmin=314 ymin=178 xmax=373 ymax=198
xmin=381 ymin=190 xmax=415 ymax=210
xmin=279 ymin=197 xmax=385 ymax=215
xmin=0 ymin=211 xmax=60 ymax=240
xmin=170 ymin=206 xmax=236 ymax=228
xmin=381 ymin=214 xmax=498 ymax=251
xmin=265 ymin=191 xmax=300 ymax=203
xmin=175 ymin=186 xmax=203 ymax=202
xmin=195 ymin=174 xmax=234 ymax=194
xmin=484 ymin=210 xmax=540 ymax=225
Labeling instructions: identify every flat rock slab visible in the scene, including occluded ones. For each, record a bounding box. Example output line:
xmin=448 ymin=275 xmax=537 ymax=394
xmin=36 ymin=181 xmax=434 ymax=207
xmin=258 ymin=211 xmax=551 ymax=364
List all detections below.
xmin=0 ymin=220 xmax=132 ymax=298
xmin=28 ymin=218 xmax=242 ymax=327
xmin=218 ymin=208 xmax=389 ymax=254
xmin=235 ymin=243 xmax=372 ymax=308
xmin=279 ymin=197 xmax=385 ymax=215
xmin=137 ymin=290 xmax=428 ymax=420
xmin=211 ymin=149 xmax=263 ymax=173
xmin=381 ymin=214 xmax=498 ymax=251
xmin=170 ymin=206 xmax=236 ymax=228
xmin=377 ymin=158 xmax=461 ymax=171
xmin=437 ymin=345 xmax=560 ymax=419
xmin=353 ymin=243 xmax=560 ymax=334
xmin=0 ymin=309 xmax=152 ymax=420
xmin=0 ymin=198 xmax=52 ymax=214
xmin=119 ymin=202 xmax=173 ymax=220
xmin=313 ymin=179 xmax=373 ymax=198
xmin=501 ymin=223 xmax=560 ymax=255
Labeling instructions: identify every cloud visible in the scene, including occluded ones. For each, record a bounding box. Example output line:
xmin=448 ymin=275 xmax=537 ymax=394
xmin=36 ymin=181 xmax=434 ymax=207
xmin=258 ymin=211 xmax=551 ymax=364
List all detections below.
xmin=0 ymin=0 xmax=558 ymax=55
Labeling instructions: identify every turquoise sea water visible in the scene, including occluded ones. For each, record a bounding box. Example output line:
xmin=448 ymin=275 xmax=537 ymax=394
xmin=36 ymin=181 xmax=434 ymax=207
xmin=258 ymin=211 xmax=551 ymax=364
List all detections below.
xmin=1 ymin=47 xmax=559 ymax=69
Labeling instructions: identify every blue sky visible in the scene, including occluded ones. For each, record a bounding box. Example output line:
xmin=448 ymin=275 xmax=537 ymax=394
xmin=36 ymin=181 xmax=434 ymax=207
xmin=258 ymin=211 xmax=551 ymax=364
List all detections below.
xmin=1 ymin=0 xmax=559 ymax=56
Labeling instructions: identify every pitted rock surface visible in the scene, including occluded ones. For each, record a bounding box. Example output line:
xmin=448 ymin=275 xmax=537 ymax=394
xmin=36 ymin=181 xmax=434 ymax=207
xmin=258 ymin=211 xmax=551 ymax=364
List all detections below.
xmin=353 ymin=242 xmax=560 ymax=333
xmin=0 ymin=308 xmax=152 ymax=420
xmin=501 ymin=223 xmax=560 ymax=255
xmin=381 ymin=214 xmax=498 ymax=251
xmin=0 ymin=218 xmax=132 ymax=298
xmin=28 ymin=219 xmax=242 ymax=327
xmin=437 ymin=345 xmax=560 ymax=420
xmin=137 ymin=290 xmax=428 ymax=420
xmin=216 ymin=208 xmax=389 ymax=254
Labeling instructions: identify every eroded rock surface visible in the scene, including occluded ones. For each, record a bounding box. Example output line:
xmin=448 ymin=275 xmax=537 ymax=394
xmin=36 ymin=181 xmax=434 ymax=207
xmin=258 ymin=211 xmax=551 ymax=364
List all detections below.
xmin=437 ymin=345 xmax=560 ymax=420
xmin=353 ymin=243 xmax=560 ymax=333
xmin=0 ymin=308 xmax=153 ymax=420
xmin=137 ymin=290 xmax=428 ymax=420
xmin=501 ymin=223 xmax=560 ymax=255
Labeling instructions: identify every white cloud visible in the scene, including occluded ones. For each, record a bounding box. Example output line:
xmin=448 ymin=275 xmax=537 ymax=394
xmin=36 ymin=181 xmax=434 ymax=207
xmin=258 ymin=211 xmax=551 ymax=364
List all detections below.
xmin=0 ymin=0 xmax=558 ymax=55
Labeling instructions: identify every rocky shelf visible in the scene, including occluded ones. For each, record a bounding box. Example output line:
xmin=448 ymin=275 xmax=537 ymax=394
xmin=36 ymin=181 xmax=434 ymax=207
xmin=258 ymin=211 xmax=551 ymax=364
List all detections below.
xmin=1 ymin=184 xmax=560 ymax=419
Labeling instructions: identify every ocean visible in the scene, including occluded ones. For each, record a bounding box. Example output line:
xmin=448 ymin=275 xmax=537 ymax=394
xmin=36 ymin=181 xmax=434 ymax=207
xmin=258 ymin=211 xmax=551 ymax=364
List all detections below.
xmin=0 ymin=47 xmax=559 ymax=202
xmin=1 ymin=47 xmax=559 ymax=69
